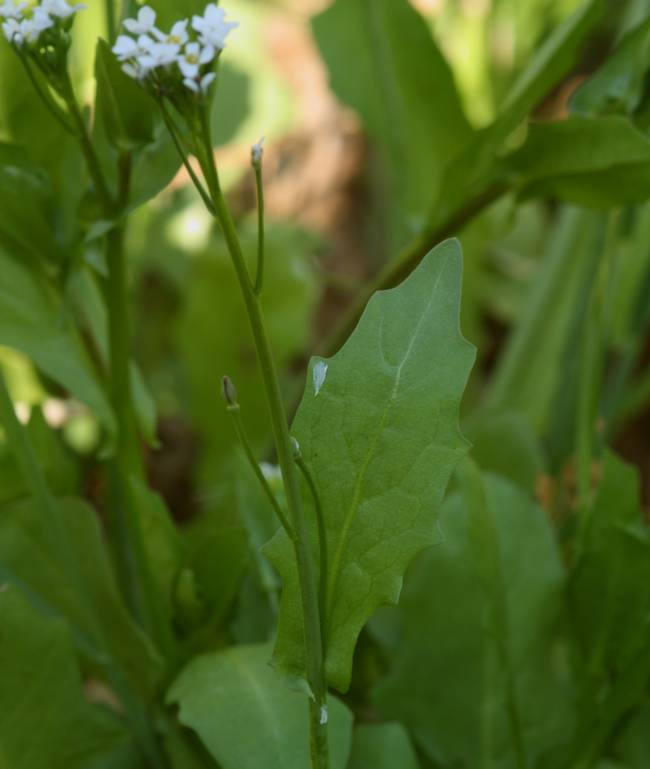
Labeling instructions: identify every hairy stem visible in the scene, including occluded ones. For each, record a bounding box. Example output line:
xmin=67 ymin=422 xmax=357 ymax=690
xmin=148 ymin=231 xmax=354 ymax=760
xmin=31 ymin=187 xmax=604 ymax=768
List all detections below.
xmin=196 ymin=106 xmax=329 ymax=769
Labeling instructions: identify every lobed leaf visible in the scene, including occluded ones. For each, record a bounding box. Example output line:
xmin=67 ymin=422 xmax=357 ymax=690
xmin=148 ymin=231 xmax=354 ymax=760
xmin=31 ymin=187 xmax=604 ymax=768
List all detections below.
xmin=267 ymin=239 xmax=475 ymax=692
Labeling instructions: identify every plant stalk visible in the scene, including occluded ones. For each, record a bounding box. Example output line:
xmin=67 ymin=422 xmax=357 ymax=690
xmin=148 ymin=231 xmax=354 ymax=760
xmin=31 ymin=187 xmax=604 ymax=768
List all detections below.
xmin=226 ymin=402 xmax=295 ymax=540
xmin=196 ymin=107 xmax=329 ymax=769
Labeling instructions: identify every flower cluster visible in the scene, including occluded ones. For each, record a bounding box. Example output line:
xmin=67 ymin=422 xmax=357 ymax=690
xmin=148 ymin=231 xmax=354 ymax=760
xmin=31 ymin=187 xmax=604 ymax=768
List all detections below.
xmin=1 ymin=0 xmax=84 ymax=46
xmin=113 ymin=4 xmax=237 ymax=96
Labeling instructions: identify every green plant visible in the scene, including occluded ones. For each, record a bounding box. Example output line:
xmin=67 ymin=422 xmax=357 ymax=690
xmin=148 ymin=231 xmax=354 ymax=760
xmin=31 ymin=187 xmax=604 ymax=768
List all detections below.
xmin=1 ymin=1 xmax=650 ymax=768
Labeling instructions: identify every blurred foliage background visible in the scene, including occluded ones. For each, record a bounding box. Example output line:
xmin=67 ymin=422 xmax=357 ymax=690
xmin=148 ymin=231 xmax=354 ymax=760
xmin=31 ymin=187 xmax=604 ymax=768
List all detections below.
xmin=0 ymin=0 xmax=649 ymax=640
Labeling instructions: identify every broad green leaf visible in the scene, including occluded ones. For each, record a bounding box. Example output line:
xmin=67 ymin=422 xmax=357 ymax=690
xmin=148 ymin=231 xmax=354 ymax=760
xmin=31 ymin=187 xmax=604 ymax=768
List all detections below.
xmin=0 ymin=247 xmax=116 ymax=433
xmin=507 ymin=115 xmax=650 ymax=207
xmin=0 ymin=495 xmax=162 ymax=698
xmin=571 ymin=452 xmax=650 ymax=681
xmin=0 ymin=587 xmax=135 ymax=769
xmin=312 ymin=0 xmax=472 ymax=237
xmin=572 ymin=16 xmax=650 ymax=117
xmin=374 ymin=467 xmax=574 ymax=768
xmin=347 ymin=723 xmax=419 ymax=769
xmin=95 ymin=39 xmax=154 ymax=152
xmin=267 ymin=239 xmax=475 ymax=692
xmin=167 ymin=644 xmax=353 ymax=769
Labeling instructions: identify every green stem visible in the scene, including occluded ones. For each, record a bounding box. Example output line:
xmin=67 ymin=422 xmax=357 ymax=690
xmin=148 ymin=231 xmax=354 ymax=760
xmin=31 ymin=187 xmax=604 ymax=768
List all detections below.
xmin=61 ymin=72 xmax=115 ymax=213
xmin=295 ymin=454 xmax=328 ymax=652
xmin=196 ymin=106 xmax=329 ymax=769
xmin=14 ymin=49 xmax=76 ymax=134
xmin=253 ymin=160 xmax=265 ymax=296
xmin=104 ymin=224 xmax=175 ymax=658
xmin=158 ymin=99 xmax=215 ymax=214
xmin=225 ymin=402 xmax=295 ymax=540
xmin=104 ymin=0 xmax=116 ymax=41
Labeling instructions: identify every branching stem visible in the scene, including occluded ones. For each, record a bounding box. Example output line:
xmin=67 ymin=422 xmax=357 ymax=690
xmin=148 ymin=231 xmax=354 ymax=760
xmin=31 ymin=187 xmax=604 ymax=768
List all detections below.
xmin=225 ymin=402 xmax=295 ymax=540
xmin=193 ymin=104 xmax=329 ymax=769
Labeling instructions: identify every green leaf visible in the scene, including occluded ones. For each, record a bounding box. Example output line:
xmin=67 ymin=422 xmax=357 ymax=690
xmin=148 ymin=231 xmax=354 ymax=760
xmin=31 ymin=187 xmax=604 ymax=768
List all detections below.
xmin=95 ymin=39 xmax=154 ymax=152
xmin=0 ymin=247 xmax=115 ymax=433
xmin=466 ymin=410 xmax=545 ymax=493
xmin=571 ymin=452 xmax=650 ymax=680
xmin=347 ymin=723 xmax=419 ymax=769
xmin=374 ymin=467 xmax=574 ymax=768
xmin=508 ymin=115 xmax=650 ymax=207
xmin=312 ymin=0 xmax=472 ymax=236
xmin=616 ymin=702 xmax=650 ymax=768
xmin=572 ymin=16 xmax=650 ymax=117
xmin=496 ymin=0 xmax=605 ymax=137
xmin=0 ymin=144 xmax=60 ymax=266
xmin=131 ymin=478 xmax=185 ymax=628
xmin=167 ymin=644 xmax=353 ymax=769
xmin=0 ymin=587 xmax=136 ymax=769
xmin=485 ymin=207 xmax=601 ymax=433
xmin=432 ymin=0 xmax=605 ymax=224
xmin=0 ymin=495 xmax=162 ymax=698
xmin=266 ymin=239 xmax=475 ymax=692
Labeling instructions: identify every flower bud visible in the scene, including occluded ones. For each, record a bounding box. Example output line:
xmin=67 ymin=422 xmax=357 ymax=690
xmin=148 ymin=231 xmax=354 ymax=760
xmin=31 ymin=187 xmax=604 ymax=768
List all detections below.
xmin=221 ymin=375 xmax=238 ymax=406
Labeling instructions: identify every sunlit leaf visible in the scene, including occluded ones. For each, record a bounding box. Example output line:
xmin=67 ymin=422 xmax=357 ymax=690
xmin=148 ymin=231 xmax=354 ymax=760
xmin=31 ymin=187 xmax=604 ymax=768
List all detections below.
xmin=267 ymin=239 xmax=475 ymax=692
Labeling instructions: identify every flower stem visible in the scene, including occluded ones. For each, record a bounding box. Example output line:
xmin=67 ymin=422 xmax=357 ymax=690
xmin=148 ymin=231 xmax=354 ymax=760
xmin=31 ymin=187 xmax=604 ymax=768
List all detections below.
xmin=225 ymin=400 xmax=295 ymax=540
xmin=295 ymin=454 xmax=328 ymax=652
xmin=253 ymin=160 xmax=265 ymax=296
xmin=196 ymin=106 xmax=329 ymax=769
xmin=60 ymin=72 xmax=115 ymax=213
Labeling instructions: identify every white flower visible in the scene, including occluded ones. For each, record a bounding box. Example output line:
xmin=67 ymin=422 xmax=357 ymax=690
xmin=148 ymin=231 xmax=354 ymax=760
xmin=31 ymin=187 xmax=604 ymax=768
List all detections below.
xmin=191 ymin=3 xmax=237 ymax=50
xmin=2 ymin=16 xmax=22 ymax=41
xmin=0 ymin=1 xmax=26 ymax=20
xmin=251 ymin=136 xmax=265 ymax=164
xmin=112 ymin=32 xmax=152 ymax=61
xmin=177 ymin=40 xmax=213 ymax=79
xmin=183 ymin=71 xmax=215 ymax=94
xmin=18 ymin=8 xmax=53 ymax=42
xmin=153 ymin=18 xmax=188 ymax=46
xmin=41 ymin=0 xmax=85 ymax=18
xmin=138 ymin=40 xmax=179 ymax=70
xmin=123 ymin=4 xmax=156 ymax=35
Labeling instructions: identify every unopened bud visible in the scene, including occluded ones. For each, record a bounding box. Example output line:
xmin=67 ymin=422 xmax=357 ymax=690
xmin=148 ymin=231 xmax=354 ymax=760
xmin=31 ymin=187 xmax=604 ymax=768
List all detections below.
xmin=221 ymin=375 xmax=238 ymax=406
xmin=290 ymin=436 xmax=302 ymax=461
xmin=251 ymin=136 xmax=265 ymax=167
